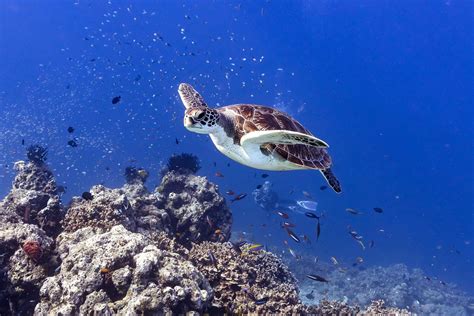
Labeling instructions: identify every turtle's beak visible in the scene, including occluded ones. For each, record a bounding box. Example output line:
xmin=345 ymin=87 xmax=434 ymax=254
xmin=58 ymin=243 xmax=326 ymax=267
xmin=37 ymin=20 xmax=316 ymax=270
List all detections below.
xmin=184 ymin=116 xmax=195 ymax=127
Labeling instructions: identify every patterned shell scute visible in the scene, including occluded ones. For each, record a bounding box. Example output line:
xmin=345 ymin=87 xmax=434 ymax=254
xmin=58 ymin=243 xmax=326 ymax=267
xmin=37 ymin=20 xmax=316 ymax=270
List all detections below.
xmin=223 ymin=104 xmax=332 ymax=169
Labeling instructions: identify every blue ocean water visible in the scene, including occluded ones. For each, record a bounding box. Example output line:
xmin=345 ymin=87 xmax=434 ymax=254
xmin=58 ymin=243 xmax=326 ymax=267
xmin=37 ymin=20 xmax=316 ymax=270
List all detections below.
xmin=0 ymin=0 xmax=472 ymax=298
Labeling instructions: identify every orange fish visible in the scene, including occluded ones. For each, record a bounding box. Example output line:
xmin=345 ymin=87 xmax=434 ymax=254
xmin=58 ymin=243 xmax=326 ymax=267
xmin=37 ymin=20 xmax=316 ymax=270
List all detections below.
xmin=226 ymin=190 xmax=235 ymax=195
xmin=214 ymin=229 xmax=222 ymax=235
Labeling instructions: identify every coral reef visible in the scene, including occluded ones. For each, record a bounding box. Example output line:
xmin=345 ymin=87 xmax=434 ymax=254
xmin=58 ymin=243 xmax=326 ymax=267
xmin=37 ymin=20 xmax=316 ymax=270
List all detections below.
xmin=295 ymin=256 xmax=473 ymax=315
xmin=162 ymin=152 xmax=201 ymax=175
xmin=0 ymin=159 xmax=63 ymax=237
xmin=0 ymin=221 xmax=55 ymax=315
xmin=156 ymin=171 xmax=232 ymax=244
xmin=35 ymin=225 xmax=213 ymax=315
xmin=1 ymin=153 xmax=445 ymax=315
xmin=188 ymin=241 xmax=304 ymax=314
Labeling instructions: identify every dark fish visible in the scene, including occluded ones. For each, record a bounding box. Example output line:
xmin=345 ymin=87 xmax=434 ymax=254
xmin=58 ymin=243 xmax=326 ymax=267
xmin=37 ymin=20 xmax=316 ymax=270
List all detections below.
xmin=256 ymin=184 xmax=262 ymax=189
xmin=231 ymin=193 xmax=247 ymax=203
xmin=254 ymin=297 xmax=269 ymax=305
xmin=215 ymin=171 xmax=224 ymax=177
xmin=261 ymin=173 xmax=269 ymax=178
xmin=134 ymin=74 xmax=141 ymax=81
xmin=213 ymin=162 xmax=217 ymax=167
xmin=112 ymin=96 xmax=121 ymax=104
xmin=208 ymin=250 xmax=218 ymax=267
xmin=67 ymin=126 xmax=75 ymax=133
xmin=306 ymin=274 xmax=329 ymax=282
xmin=286 ymin=228 xmax=300 ymax=243
xmin=369 ymin=240 xmax=375 ymax=248
xmin=57 ymin=185 xmax=67 ymax=194
xmin=316 ymin=220 xmax=321 ymax=241
xmin=67 ymin=139 xmax=78 ymax=147
xmin=373 ymin=207 xmax=383 ymax=213
xmin=320 ymin=185 xmax=328 ymax=191
xmin=305 ymin=212 xmax=319 ymax=219
xmin=227 ymin=162 xmax=230 ymax=167
xmin=305 ymin=290 xmax=315 ymax=300
xmin=230 ymin=241 xmax=242 ymax=255
xmin=276 ymin=211 xmax=289 ymax=219
xmin=21 ymin=139 xmax=25 ymax=145
xmin=82 ymin=192 xmax=93 ymax=201
xmin=175 ymin=138 xmax=179 ymax=145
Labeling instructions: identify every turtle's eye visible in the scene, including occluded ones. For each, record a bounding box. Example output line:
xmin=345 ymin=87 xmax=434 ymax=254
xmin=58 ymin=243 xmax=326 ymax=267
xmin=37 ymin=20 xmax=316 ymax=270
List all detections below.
xmin=196 ymin=111 xmax=205 ymax=120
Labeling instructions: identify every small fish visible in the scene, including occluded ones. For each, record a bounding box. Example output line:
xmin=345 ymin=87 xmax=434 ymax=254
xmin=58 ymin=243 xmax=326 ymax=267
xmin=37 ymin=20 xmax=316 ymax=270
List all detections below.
xmin=215 ymin=171 xmax=224 ymax=177
xmin=304 ymin=212 xmax=319 ymax=219
xmin=316 ymin=220 xmax=321 ymax=240
xmin=254 ymin=297 xmax=269 ymax=305
xmin=356 ymin=240 xmax=366 ymax=250
xmin=303 ymin=235 xmax=311 ymax=244
xmin=205 ymin=215 xmax=213 ymax=228
xmin=214 ymin=229 xmax=222 ymax=235
xmin=22 ymin=139 xmax=25 ymax=145
xmin=175 ymin=138 xmax=180 ymax=144
xmin=230 ymin=241 xmax=242 ymax=254
xmin=346 ymin=208 xmax=362 ymax=215
xmin=330 ymin=256 xmax=339 ymax=265
xmin=82 ymin=192 xmax=93 ymax=201
xmin=57 ymin=185 xmax=67 ymax=194
xmin=231 ymin=193 xmax=247 ymax=202
xmin=208 ymin=250 xmax=218 ymax=267
xmin=288 ymin=248 xmax=298 ymax=259
xmin=261 ymin=173 xmax=269 ymax=178
xmin=305 ymin=290 xmax=315 ymax=300
xmin=226 ymin=190 xmax=235 ymax=195
xmin=319 ymin=185 xmax=328 ymax=191
xmin=355 ymin=256 xmax=364 ymax=265
xmin=246 ymin=244 xmax=264 ymax=252
xmin=283 ymin=240 xmax=289 ymax=246
xmin=256 ymin=184 xmax=262 ymax=189
xmin=306 ymin=274 xmax=329 ymax=282
xmin=297 ymin=200 xmax=318 ymax=211
xmin=282 ymin=222 xmax=296 ymax=228
xmin=302 ymin=191 xmax=313 ymax=199
xmin=369 ymin=240 xmax=375 ymax=248
xmin=286 ymin=228 xmax=300 ymax=243
xmin=112 ymin=96 xmax=121 ymax=104
xmin=314 ymin=256 xmax=319 ymax=263
xmin=276 ymin=211 xmax=289 ymax=219
xmin=373 ymin=207 xmax=384 ymax=213
xmin=67 ymin=126 xmax=75 ymax=133
xmin=67 ymin=139 xmax=78 ymax=147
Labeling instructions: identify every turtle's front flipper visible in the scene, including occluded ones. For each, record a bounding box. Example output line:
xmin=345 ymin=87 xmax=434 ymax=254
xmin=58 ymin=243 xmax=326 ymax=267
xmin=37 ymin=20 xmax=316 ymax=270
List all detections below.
xmin=320 ymin=168 xmax=342 ymax=193
xmin=240 ymin=130 xmax=329 ymax=148
xmin=178 ymin=83 xmax=208 ymax=109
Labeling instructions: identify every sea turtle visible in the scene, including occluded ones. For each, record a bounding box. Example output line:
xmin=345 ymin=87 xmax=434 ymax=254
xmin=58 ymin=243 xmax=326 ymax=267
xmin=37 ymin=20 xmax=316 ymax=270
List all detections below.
xmin=178 ymin=83 xmax=341 ymax=193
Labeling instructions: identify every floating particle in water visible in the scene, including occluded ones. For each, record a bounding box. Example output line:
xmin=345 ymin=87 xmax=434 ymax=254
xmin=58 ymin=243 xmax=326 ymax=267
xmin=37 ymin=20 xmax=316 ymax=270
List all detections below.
xmin=112 ymin=96 xmax=121 ymax=104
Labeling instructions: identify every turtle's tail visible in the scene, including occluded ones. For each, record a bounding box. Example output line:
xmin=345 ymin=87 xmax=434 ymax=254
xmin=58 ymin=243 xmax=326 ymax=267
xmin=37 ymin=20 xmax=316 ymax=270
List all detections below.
xmin=320 ymin=168 xmax=342 ymax=193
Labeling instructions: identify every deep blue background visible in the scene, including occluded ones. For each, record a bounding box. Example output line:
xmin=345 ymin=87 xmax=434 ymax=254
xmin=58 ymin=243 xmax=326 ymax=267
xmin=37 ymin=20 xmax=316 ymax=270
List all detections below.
xmin=0 ymin=1 xmax=472 ymax=294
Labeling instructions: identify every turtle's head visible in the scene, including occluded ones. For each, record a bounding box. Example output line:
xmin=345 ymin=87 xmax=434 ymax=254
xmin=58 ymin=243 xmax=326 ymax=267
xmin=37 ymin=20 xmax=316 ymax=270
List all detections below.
xmin=184 ymin=107 xmax=220 ymax=134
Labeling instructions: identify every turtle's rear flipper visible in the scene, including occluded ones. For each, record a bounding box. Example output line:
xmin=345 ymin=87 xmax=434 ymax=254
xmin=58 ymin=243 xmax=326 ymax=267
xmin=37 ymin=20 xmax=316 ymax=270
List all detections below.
xmin=320 ymin=168 xmax=341 ymax=193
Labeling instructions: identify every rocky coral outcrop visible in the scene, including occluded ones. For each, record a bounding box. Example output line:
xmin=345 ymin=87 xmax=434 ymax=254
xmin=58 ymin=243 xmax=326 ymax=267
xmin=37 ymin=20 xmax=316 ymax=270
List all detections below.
xmin=0 ymin=160 xmax=63 ymax=237
xmin=156 ymin=171 xmax=232 ymax=244
xmin=188 ymin=241 xmax=304 ymax=314
xmin=35 ymin=225 xmax=213 ymax=315
xmin=0 ymin=221 xmax=55 ymax=315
